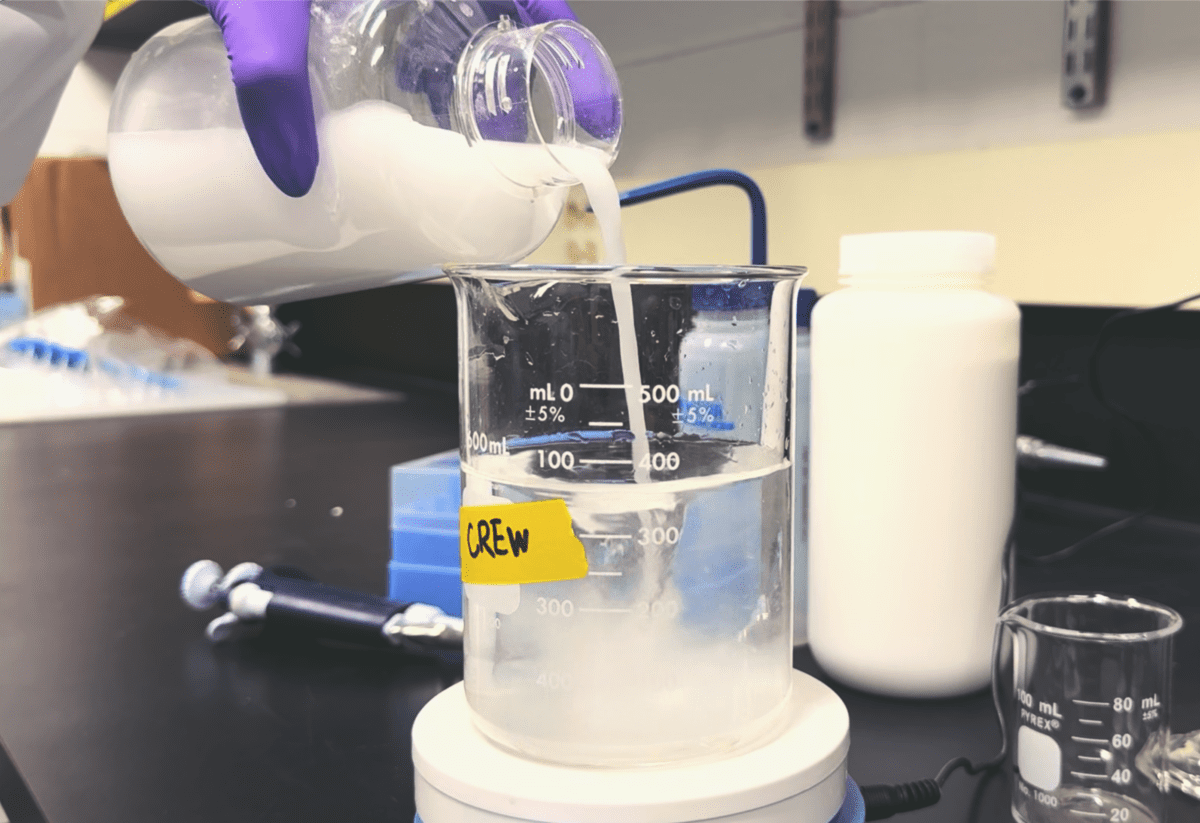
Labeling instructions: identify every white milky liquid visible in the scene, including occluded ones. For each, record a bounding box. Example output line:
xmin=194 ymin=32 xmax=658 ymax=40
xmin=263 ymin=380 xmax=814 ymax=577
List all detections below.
xmin=556 ymin=148 xmax=626 ymax=267
xmin=568 ymin=153 xmax=668 ymax=625
xmin=463 ymin=458 xmax=793 ymax=766
xmin=108 ymin=101 xmax=575 ymax=304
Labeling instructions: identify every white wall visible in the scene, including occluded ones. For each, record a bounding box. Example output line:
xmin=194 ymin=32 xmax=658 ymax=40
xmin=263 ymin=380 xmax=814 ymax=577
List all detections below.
xmin=50 ymin=2 xmax=1200 ymax=167
xmin=37 ymin=49 xmax=127 ymax=157
xmin=573 ymin=0 xmax=1200 ymax=180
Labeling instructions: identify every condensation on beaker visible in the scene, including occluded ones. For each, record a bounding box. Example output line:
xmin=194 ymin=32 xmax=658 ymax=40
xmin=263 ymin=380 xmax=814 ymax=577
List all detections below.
xmin=450 ymin=264 xmax=806 ymax=766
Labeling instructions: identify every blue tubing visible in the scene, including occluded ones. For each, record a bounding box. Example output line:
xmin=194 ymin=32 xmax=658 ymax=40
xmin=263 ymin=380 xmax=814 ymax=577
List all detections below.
xmin=616 ymin=169 xmax=769 ymax=266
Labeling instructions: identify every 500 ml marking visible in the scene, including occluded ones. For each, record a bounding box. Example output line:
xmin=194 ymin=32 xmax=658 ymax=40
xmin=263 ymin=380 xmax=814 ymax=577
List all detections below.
xmin=641 ymin=384 xmax=719 ymax=404
xmin=468 ymin=430 xmax=509 ymax=455
xmin=568 ymin=382 xmax=713 ymax=405
xmin=641 ymin=384 xmax=681 ymax=403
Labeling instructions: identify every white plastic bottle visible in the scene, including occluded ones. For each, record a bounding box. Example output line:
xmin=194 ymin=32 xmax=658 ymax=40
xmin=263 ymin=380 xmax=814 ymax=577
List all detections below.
xmin=106 ymin=1 xmax=621 ymax=305
xmin=808 ymin=232 xmax=1019 ymax=698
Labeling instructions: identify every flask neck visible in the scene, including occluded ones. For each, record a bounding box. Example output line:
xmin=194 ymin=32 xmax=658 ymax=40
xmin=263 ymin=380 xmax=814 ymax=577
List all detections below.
xmin=453 ymin=17 xmax=622 ymax=188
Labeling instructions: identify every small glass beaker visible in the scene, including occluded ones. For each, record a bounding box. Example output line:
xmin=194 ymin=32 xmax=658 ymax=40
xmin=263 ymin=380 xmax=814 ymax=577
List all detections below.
xmin=448 ymin=264 xmax=804 ymax=766
xmin=998 ymin=592 xmax=1184 ymax=823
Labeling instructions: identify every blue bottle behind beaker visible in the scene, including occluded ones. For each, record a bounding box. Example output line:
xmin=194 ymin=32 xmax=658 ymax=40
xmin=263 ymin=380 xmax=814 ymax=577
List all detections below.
xmin=675 ymin=283 xmax=773 ymax=635
xmin=678 ymin=283 xmax=772 ymax=439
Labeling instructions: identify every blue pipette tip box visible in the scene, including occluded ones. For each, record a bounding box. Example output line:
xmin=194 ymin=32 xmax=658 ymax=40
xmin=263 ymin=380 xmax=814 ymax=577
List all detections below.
xmin=389 ymin=449 xmax=463 ymax=617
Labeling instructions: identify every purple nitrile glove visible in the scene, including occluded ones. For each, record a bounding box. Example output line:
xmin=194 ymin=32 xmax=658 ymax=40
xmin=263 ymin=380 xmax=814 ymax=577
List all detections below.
xmin=200 ymin=1 xmax=319 ymax=198
xmin=511 ymin=0 xmax=576 ymax=25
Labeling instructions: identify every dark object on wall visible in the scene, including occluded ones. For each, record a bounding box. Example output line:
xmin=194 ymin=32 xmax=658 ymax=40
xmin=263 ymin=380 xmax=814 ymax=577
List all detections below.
xmin=803 ymin=0 xmax=838 ymax=139
xmin=1061 ymin=0 xmax=1111 ymax=109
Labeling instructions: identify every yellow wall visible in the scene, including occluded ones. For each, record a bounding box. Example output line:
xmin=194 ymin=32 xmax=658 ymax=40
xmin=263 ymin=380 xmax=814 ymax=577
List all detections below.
xmin=531 ymin=129 xmax=1200 ymax=308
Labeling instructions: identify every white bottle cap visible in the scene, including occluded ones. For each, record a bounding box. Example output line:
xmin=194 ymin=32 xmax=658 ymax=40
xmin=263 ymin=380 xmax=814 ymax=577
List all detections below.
xmin=839 ymin=231 xmax=995 ymax=284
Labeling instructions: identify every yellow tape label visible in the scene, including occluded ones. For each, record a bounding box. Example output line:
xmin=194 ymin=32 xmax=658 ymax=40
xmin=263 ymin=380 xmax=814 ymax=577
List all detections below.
xmin=459 ymin=499 xmax=588 ymax=585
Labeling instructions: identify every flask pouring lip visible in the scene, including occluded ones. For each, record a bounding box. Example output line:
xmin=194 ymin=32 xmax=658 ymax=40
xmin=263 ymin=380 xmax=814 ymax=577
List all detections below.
xmin=453 ymin=18 xmax=622 ymax=188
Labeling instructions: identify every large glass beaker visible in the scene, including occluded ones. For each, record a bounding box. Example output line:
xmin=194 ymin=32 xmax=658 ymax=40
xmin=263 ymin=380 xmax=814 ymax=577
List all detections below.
xmin=448 ymin=264 xmax=805 ymax=766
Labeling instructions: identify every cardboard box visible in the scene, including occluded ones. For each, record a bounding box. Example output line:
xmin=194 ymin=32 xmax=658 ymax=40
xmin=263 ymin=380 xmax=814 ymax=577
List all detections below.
xmin=4 ymin=157 xmax=235 ymax=355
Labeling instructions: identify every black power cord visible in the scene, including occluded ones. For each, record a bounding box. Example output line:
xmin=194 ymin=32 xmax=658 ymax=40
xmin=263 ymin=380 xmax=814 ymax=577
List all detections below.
xmin=859 ymin=752 xmax=1004 ymax=821
xmin=858 ymin=619 xmax=1010 ymax=820
xmin=860 ymin=289 xmax=1200 ymax=819
xmin=859 ymin=502 xmax=1026 ymax=819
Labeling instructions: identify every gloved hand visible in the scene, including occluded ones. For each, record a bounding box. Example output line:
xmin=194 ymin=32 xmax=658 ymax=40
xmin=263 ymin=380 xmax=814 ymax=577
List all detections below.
xmin=397 ymin=0 xmax=617 ymax=145
xmin=198 ymin=0 xmax=615 ymax=198
xmin=200 ymin=1 xmax=318 ymax=198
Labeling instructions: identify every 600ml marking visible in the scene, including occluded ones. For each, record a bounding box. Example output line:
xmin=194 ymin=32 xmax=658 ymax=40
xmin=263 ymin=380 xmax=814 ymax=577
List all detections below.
xmin=468 ymin=430 xmax=508 ymax=455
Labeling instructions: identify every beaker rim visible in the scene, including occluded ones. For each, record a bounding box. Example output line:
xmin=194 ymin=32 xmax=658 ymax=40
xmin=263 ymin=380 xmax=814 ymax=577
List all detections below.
xmin=443 ymin=263 xmax=808 ymax=282
xmin=999 ymin=591 xmax=1184 ymax=643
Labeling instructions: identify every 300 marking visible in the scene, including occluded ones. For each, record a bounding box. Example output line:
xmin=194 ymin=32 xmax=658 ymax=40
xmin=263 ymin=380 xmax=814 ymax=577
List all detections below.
xmin=536 ymin=597 xmax=574 ymax=617
xmin=638 ymin=526 xmax=680 ymax=546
